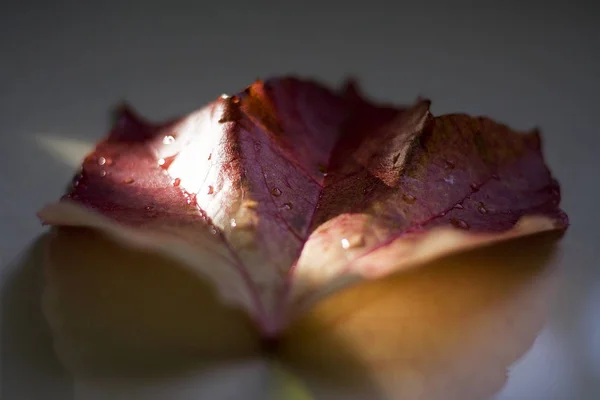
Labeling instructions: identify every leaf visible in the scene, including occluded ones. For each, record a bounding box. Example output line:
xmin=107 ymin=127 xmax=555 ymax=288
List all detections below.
xmin=278 ymin=230 xmax=562 ymax=399
xmin=38 ymin=77 xmax=568 ymax=394
xmin=42 ymin=227 xmax=260 ymax=377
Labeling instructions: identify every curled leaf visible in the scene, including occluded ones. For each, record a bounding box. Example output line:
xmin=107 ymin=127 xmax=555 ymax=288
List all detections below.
xmin=38 ymin=77 xmax=568 ymax=395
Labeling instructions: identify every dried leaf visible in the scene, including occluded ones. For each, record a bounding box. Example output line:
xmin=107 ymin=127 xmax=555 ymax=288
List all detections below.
xmin=38 ymin=77 xmax=568 ymax=396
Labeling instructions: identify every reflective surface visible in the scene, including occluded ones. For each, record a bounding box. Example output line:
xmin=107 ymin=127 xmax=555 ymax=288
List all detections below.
xmin=1 ymin=2 xmax=598 ymax=399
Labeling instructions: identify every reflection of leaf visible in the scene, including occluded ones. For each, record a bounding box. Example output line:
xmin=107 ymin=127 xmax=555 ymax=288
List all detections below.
xmin=37 ymin=77 xmax=568 ymax=398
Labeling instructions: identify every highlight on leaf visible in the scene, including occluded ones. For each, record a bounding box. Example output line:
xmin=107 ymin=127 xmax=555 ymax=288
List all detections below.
xmin=37 ymin=76 xmax=568 ymax=397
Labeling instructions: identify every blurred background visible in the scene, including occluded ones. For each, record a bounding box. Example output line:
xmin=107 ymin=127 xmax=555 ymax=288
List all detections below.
xmin=1 ymin=1 xmax=598 ymax=399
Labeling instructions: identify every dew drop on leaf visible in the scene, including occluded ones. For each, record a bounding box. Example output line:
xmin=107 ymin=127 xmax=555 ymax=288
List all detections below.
xmin=450 ymin=218 xmax=470 ymax=229
xmin=234 ymin=218 xmax=256 ymax=230
xmin=271 ymin=187 xmax=282 ymax=197
xmin=318 ymin=164 xmax=328 ymax=176
xmin=281 ymin=202 xmax=293 ymax=210
xmin=158 ymin=155 xmax=177 ymax=170
xmin=98 ymin=157 xmax=113 ymax=166
xmin=163 ymin=135 xmax=175 ymax=145
xmin=185 ymin=193 xmax=197 ymax=206
xmin=477 ymin=202 xmax=488 ymax=214
xmin=99 ymin=170 xmax=107 ymax=177
xmin=243 ymin=200 xmax=259 ymax=209
xmin=444 ymin=175 xmax=455 ymax=184
xmin=341 ymin=234 xmax=364 ymax=249
xmin=402 ymin=193 xmax=417 ymax=204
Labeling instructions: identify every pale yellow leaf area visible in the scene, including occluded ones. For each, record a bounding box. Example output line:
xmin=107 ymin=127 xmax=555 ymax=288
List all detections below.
xmin=42 ymin=224 xmax=561 ymax=399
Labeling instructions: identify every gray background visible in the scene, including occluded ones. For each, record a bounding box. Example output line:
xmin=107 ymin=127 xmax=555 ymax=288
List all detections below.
xmin=1 ymin=1 xmax=599 ymax=399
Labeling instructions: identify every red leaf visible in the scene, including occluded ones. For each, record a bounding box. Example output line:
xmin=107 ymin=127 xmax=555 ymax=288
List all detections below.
xmin=38 ymin=77 xmax=568 ymax=339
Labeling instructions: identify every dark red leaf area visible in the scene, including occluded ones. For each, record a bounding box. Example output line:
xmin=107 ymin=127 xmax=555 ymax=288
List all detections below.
xmin=62 ymin=77 xmax=567 ymax=268
xmin=66 ymin=106 xmax=212 ymax=231
xmin=317 ymin=106 xmax=567 ymax=234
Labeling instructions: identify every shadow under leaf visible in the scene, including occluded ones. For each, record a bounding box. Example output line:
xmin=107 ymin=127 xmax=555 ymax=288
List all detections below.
xmin=1 ymin=236 xmax=73 ymax=400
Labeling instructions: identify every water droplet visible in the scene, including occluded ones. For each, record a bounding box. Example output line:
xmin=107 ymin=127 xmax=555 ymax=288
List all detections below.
xmin=207 ymin=153 xmax=212 ymax=161
xmin=318 ymin=164 xmax=328 ymax=176
xmin=271 ymin=187 xmax=282 ymax=197
xmin=173 ymin=178 xmax=181 ymax=187
xmin=99 ymin=170 xmax=107 ymax=177
xmin=232 ymin=217 xmax=256 ymax=230
xmin=281 ymin=202 xmax=293 ymax=210
xmin=454 ymin=203 xmax=464 ymax=209
xmin=72 ymin=175 xmax=81 ymax=187
xmin=210 ymin=227 xmax=218 ymax=235
xmin=185 ymin=193 xmax=197 ymax=205
xmin=98 ymin=157 xmax=107 ymax=166
xmin=445 ymin=160 xmax=455 ymax=169
xmin=450 ymin=218 xmax=470 ymax=230
xmin=163 ymin=135 xmax=175 ymax=145
xmin=341 ymin=235 xmax=364 ymax=249
xmin=122 ymin=177 xmax=134 ymax=184
xmin=477 ymin=202 xmax=488 ymax=214
xmin=145 ymin=205 xmax=153 ymax=211
xmin=220 ymin=94 xmax=229 ymax=99
xmin=158 ymin=155 xmax=177 ymax=169
xmin=207 ymin=185 xmax=214 ymax=195
xmin=470 ymin=182 xmax=480 ymax=192
xmin=402 ymin=193 xmax=417 ymax=204
xmin=444 ymin=175 xmax=455 ymax=184
xmin=243 ymin=200 xmax=259 ymax=209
